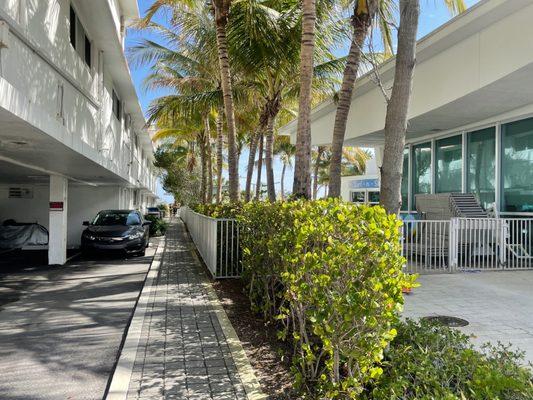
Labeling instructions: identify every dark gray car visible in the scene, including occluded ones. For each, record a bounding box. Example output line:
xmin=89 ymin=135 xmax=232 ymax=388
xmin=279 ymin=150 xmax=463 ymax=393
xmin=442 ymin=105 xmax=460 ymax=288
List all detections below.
xmin=81 ymin=210 xmax=150 ymax=256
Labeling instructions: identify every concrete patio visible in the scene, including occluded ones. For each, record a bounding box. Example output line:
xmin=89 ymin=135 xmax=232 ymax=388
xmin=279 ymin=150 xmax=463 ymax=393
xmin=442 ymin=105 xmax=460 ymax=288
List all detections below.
xmin=403 ymin=270 xmax=533 ymax=363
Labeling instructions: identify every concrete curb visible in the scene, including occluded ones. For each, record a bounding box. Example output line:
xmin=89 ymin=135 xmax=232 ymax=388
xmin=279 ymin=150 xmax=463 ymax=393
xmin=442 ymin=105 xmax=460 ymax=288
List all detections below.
xmin=188 ymin=247 xmax=267 ymax=400
xmin=105 ymin=239 xmax=165 ymax=400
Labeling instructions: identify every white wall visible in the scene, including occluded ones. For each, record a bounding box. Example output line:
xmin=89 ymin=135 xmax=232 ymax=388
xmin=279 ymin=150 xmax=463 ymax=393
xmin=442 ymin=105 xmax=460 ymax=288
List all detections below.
xmin=67 ymin=184 xmax=122 ymax=246
xmin=0 ymin=183 xmax=133 ymax=248
xmin=0 ymin=184 xmax=50 ymax=229
xmin=0 ymin=0 xmax=157 ymax=194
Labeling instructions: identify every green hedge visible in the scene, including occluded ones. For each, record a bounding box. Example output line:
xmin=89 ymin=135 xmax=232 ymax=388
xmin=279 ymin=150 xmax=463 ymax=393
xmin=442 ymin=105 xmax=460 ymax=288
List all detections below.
xmin=144 ymin=215 xmax=168 ymax=236
xmin=238 ymin=199 xmax=415 ymax=397
xmin=365 ymin=319 xmax=533 ymax=399
xmin=191 ymin=200 xmax=533 ymax=398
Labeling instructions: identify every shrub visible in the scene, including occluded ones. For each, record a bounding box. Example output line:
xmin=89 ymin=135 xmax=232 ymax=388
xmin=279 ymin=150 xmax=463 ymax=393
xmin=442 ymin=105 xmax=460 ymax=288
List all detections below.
xmin=364 ymin=319 xmax=533 ymax=399
xmin=236 ymin=199 xmax=416 ymax=397
xmin=144 ymin=215 xmax=168 ymax=236
xmin=191 ymin=203 xmax=242 ymax=219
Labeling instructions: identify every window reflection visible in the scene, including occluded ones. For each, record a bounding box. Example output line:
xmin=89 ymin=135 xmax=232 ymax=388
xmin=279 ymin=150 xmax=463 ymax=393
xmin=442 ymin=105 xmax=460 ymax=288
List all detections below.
xmin=435 ymin=135 xmax=462 ymax=193
xmin=467 ymin=127 xmax=495 ymax=210
xmin=412 ymin=142 xmax=432 ymax=206
xmin=502 ymin=118 xmax=533 ymax=212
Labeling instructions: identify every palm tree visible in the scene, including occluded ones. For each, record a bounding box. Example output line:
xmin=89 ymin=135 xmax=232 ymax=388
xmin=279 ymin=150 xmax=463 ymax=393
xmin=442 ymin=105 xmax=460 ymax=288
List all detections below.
xmin=293 ymin=0 xmax=318 ymax=199
xmin=313 ymin=146 xmax=369 ymax=199
xmin=274 ymin=136 xmax=296 ymax=200
xmin=380 ymin=0 xmax=419 ymax=214
xmin=380 ymin=0 xmax=465 ymax=213
xmin=228 ymin=0 xmax=342 ymax=202
xmin=328 ymin=0 xmax=465 ymax=198
xmin=212 ymin=0 xmax=240 ymax=202
xmin=138 ymin=0 xmax=240 ymax=202
xmin=328 ymin=0 xmax=384 ymax=198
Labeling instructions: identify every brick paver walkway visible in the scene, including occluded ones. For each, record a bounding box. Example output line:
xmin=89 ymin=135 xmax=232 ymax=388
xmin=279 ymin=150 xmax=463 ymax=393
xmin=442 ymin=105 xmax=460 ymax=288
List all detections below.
xmin=126 ymin=221 xmax=247 ymax=400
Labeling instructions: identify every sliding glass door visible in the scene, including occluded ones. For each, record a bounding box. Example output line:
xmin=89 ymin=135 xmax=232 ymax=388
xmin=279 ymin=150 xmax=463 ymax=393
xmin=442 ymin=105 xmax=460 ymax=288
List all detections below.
xmin=502 ymin=118 xmax=533 ymax=213
xmin=435 ymin=135 xmax=462 ymax=193
xmin=412 ymin=142 xmax=432 ymax=208
xmin=467 ymin=127 xmax=495 ymax=210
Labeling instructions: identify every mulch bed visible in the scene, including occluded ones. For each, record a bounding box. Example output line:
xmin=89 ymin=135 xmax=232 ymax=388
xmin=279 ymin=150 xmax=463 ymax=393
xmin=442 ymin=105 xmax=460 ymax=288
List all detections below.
xmin=211 ymin=279 xmax=299 ymax=399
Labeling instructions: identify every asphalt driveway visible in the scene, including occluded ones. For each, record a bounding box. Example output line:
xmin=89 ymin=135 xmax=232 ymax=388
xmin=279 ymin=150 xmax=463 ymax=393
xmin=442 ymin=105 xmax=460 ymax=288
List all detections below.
xmin=0 ymin=245 xmax=157 ymax=400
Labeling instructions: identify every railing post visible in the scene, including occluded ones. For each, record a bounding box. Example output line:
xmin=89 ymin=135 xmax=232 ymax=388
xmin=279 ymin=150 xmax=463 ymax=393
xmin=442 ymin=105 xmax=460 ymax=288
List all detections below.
xmin=449 ymin=218 xmax=458 ymax=272
xmin=499 ymin=218 xmax=507 ymax=268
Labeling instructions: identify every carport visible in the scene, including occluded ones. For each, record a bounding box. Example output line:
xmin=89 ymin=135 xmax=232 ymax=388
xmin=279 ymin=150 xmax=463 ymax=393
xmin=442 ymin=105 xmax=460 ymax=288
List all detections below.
xmin=0 ymin=105 xmax=142 ymax=265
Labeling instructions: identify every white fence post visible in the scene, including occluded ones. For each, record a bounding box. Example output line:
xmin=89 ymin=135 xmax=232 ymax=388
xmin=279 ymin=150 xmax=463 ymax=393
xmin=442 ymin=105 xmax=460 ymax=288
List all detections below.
xmin=449 ymin=218 xmax=457 ymax=272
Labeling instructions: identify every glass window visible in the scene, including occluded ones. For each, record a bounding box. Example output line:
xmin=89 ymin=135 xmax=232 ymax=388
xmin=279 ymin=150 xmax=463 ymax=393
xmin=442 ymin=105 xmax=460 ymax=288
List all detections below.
xmin=412 ymin=142 xmax=432 ymax=206
xmin=126 ymin=212 xmax=142 ymax=226
xmin=69 ymin=6 xmax=91 ymax=68
xmin=467 ymin=127 xmax=495 ymax=210
xmin=435 ymin=135 xmax=462 ymax=193
xmin=69 ymin=6 xmax=76 ymax=48
xmin=351 ymin=191 xmax=365 ymax=203
xmin=368 ymin=191 xmax=380 ymax=204
xmin=502 ymin=118 xmax=533 ymax=212
xmin=112 ymin=90 xmax=122 ymax=120
xmin=401 ymin=148 xmax=409 ymax=211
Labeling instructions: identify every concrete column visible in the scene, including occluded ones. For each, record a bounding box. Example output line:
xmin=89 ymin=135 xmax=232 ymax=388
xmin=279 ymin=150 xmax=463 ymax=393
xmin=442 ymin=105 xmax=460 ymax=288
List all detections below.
xmin=49 ymin=175 xmax=68 ymax=265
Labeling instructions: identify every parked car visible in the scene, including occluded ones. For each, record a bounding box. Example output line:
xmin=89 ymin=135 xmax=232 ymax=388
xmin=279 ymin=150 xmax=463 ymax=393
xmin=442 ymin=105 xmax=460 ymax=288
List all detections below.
xmin=81 ymin=210 xmax=150 ymax=256
xmin=146 ymin=207 xmax=162 ymax=219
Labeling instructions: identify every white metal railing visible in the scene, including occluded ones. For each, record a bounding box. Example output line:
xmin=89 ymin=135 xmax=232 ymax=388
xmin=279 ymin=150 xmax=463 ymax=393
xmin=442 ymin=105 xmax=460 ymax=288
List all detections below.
xmin=181 ymin=209 xmax=533 ymax=276
xmin=402 ymin=217 xmax=533 ymax=273
xmin=402 ymin=220 xmax=451 ymax=273
xmin=180 ymin=207 xmax=240 ymax=278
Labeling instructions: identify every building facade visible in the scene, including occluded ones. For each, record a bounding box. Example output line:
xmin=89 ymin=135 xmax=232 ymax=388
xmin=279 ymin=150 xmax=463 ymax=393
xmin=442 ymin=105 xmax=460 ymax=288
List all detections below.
xmin=282 ymin=0 xmax=533 ymax=217
xmin=0 ymin=0 xmax=158 ymax=264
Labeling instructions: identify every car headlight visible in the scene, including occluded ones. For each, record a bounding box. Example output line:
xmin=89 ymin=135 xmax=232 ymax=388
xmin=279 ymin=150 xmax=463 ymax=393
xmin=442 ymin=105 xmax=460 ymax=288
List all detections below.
xmin=83 ymin=231 xmax=96 ymax=240
xmin=128 ymin=231 xmax=144 ymax=240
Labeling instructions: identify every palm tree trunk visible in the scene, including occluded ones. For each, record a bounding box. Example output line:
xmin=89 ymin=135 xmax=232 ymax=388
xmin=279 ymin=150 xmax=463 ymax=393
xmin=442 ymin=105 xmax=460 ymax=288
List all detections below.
xmin=313 ymin=147 xmax=324 ymax=200
xmin=198 ymin=131 xmax=207 ymax=203
xmin=244 ymin=131 xmax=258 ymax=202
xmin=380 ymin=0 xmax=420 ymax=214
xmin=255 ymin=133 xmax=264 ymax=199
xmin=205 ymin=116 xmax=213 ymax=203
xmin=280 ymin=162 xmax=286 ymax=200
xmin=216 ymin=109 xmax=224 ymax=203
xmin=265 ymin=111 xmax=278 ymax=202
xmin=213 ymin=1 xmax=239 ymax=202
xmin=292 ymin=0 xmax=316 ymax=199
xmin=328 ymin=4 xmax=375 ymax=198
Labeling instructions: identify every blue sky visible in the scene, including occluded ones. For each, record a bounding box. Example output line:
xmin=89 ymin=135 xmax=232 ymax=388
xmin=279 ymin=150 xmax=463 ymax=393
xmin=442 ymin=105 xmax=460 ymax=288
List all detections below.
xmin=126 ymin=0 xmax=480 ymax=202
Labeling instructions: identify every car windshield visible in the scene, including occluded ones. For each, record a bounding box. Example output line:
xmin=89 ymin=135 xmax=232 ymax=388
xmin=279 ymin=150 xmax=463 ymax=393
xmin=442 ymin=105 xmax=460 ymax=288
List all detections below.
xmin=92 ymin=211 xmax=141 ymax=226
xmin=147 ymin=207 xmax=159 ymax=212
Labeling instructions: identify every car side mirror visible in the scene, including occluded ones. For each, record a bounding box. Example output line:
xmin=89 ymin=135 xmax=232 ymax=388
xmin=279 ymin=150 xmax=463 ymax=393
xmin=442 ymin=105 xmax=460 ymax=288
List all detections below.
xmin=143 ymin=221 xmax=152 ymax=227
xmin=82 ymin=221 xmax=90 ymax=226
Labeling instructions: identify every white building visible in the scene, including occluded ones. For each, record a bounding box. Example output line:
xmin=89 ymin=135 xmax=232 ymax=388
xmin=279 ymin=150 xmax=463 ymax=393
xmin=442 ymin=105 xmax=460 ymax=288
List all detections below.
xmin=282 ymin=0 xmax=533 ymax=216
xmin=0 ymin=0 xmax=158 ymax=264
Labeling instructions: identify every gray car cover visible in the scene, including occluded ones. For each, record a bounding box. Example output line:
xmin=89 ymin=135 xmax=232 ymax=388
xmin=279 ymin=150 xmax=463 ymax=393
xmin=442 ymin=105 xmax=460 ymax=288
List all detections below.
xmin=0 ymin=224 xmax=49 ymax=249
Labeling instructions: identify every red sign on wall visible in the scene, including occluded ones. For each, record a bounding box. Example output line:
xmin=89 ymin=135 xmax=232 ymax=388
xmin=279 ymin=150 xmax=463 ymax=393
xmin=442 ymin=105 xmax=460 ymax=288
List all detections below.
xmin=49 ymin=202 xmax=64 ymax=211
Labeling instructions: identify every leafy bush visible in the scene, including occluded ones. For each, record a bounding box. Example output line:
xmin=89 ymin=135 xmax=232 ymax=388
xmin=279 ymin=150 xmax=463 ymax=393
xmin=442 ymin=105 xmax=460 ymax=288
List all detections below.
xmin=144 ymin=215 xmax=168 ymax=236
xmin=364 ymin=319 xmax=533 ymax=399
xmin=236 ymin=199 xmax=416 ymax=397
xmin=191 ymin=203 xmax=242 ymax=219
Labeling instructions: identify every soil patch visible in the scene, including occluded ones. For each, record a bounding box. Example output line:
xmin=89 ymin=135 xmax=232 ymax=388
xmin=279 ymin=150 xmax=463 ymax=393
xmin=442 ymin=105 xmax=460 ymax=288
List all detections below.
xmin=211 ymin=279 xmax=298 ymax=399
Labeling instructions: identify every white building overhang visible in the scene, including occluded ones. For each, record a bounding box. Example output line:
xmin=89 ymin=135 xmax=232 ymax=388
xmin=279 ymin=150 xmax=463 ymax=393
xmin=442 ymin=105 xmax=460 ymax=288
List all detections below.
xmin=280 ymin=0 xmax=533 ymax=147
xmin=0 ymin=77 xmax=138 ymax=187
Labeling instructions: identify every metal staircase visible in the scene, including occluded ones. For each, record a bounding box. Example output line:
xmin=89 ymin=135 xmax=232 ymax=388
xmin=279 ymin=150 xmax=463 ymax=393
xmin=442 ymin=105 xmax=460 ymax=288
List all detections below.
xmin=449 ymin=193 xmax=488 ymax=218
